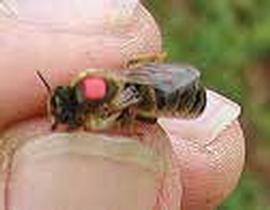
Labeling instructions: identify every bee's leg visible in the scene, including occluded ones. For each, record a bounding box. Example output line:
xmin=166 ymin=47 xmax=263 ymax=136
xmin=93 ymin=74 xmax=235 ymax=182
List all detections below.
xmin=121 ymin=108 xmax=135 ymax=133
xmin=113 ymin=110 xmax=143 ymax=138
xmin=116 ymin=110 xmax=132 ymax=132
xmin=82 ymin=125 xmax=97 ymax=134
xmin=135 ymin=115 xmax=157 ymax=124
xmin=109 ymin=118 xmax=129 ymax=137
xmin=126 ymin=109 xmax=145 ymax=138
xmin=127 ymin=111 xmax=137 ymax=135
xmin=125 ymin=52 xmax=167 ymax=69
xmin=81 ymin=123 xmax=103 ymax=136
xmin=82 ymin=120 xmax=93 ymax=132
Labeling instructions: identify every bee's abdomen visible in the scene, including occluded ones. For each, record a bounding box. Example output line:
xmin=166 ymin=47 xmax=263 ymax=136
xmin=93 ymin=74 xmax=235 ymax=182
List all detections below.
xmin=155 ymin=81 xmax=207 ymax=118
xmin=180 ymin=82 xmax=207 ymax=118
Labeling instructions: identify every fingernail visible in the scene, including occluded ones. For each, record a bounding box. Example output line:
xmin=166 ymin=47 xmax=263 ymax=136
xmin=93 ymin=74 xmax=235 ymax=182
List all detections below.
xmin=5 ymin=0 xmax=139 ymax=28
xmin=5 ymin=133 xmax=165 ymax=210
xmin=159 ymin=90 xmax=241 ymax=145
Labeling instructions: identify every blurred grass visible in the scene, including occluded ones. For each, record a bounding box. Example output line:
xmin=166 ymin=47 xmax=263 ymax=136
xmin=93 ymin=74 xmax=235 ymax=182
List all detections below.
xmin=218 ymin=171 xmax=270 ymax=210
xmin=145 ymin=0 xmax=270 ymax=209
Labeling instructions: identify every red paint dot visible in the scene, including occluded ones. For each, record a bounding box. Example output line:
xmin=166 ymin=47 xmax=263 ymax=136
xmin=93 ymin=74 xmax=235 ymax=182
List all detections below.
xmin=82 ymin=77 xmax=107 ymax=100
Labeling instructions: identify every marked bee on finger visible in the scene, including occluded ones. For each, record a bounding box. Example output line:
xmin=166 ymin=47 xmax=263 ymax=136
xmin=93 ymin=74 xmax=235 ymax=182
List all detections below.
xmin=37 ymin=57 xmax=207 ymax=131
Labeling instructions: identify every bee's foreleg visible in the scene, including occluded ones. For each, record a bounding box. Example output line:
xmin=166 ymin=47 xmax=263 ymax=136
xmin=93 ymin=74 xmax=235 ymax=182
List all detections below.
xmin=116 ymin=109 xmax=132 ymax=130
xmin=127 ymin=109 xmax=137 ymax=134
xmin=114 ymin=109 xmax=143 ymax=138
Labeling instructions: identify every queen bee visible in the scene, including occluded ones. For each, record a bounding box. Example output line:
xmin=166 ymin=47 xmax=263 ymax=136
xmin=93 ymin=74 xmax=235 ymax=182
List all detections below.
xmin=37 ymin=59 xmax=206 ymax=131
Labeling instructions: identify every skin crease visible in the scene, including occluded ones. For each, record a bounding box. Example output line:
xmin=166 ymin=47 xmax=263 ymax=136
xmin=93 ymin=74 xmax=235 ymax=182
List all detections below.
xmin=0 ymin=1 xmax=245 ymax=210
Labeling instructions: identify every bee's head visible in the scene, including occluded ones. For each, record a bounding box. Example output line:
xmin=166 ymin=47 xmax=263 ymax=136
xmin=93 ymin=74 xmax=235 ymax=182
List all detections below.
xmin=50 ymin=86 xmax=80 ymax=127
xmin=36 ymin=71 xmax=81 ymax=128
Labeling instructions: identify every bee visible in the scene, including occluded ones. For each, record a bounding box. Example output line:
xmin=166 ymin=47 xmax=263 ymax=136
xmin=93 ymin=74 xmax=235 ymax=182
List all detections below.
xmin=37 ymin=63 xmax=206 ymax=131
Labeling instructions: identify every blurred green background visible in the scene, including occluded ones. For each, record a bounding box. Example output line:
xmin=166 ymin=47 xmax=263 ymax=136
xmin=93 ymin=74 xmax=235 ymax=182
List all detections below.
xmin=145 ymin=0 xmax=270 ymax=209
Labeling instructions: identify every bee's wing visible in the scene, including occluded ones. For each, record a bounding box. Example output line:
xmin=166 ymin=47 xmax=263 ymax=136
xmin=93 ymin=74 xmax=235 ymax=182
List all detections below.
xmin=123 ymin=64 xmax=206 ymax=119
xmin=122 ymin=63 xmax=201 ymax=94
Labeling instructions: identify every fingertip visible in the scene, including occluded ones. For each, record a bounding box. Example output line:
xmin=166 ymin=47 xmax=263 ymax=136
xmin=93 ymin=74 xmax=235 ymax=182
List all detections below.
xmin=160 ymin=89 xmax=245 ymax=210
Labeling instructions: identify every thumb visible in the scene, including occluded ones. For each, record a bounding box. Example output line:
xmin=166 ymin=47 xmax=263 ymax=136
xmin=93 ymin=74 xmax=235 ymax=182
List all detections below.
xmin=4 ymin=120 xmax=176 ymax=210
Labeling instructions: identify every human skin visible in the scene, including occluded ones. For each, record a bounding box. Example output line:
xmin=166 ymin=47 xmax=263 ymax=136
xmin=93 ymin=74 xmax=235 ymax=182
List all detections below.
xmin=0 ymin=0 xmax=245 ymax=210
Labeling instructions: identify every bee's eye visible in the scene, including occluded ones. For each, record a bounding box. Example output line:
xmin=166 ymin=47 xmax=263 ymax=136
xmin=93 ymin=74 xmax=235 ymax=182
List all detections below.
xmin=82 ymin=77 xmax=108 ymax=101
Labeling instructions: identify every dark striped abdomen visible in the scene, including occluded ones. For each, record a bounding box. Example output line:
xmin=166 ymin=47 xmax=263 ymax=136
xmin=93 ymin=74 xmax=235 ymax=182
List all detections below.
xmin=155 ymin=81 xmax=207 ymax=118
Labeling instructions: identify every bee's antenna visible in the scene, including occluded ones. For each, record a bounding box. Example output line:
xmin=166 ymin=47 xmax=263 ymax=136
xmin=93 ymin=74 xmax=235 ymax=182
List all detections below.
xmin=36 ymin=70 xmax=52 ymax=95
